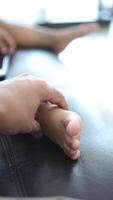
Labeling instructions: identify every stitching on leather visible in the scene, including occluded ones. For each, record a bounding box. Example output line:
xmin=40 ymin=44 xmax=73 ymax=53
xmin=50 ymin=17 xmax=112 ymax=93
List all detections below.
xmin=0 ymin=135 xmax=27 ymax=197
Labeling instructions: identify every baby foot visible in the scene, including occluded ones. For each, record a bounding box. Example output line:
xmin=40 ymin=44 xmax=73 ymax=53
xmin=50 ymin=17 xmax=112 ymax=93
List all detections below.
xmin=36 ymin=103 xmax=82 ymax=160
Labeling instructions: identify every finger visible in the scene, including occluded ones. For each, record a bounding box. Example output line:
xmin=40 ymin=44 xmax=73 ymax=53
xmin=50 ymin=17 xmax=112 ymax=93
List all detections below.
xmin=2 ymin=31 xmax=16 ymax=54
xmin=31 ymin=120 xmax=41 ymax=135
xmin=31 ymin=120 xmax=43 ymax=139
xmin=24 ymin=75 xmax=68 ymax=109
xmin=44 ymin=85 xmax=68 ymax=109
xmin=29 ymin=76 xmax=68 ymax=110
xmin=0 ymin=39 xmax=9 ymax=54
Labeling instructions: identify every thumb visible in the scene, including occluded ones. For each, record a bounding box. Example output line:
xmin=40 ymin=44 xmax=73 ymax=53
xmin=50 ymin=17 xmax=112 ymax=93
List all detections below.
xmin=31 ymin=120 xmax=43 ymax=139
xmin=31 ymin=120 xmax=40 ymax=134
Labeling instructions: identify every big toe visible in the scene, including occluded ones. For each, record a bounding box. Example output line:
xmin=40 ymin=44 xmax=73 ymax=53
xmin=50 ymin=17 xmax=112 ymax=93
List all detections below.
xmin=66 ymin=115 xmax=82 ymax=137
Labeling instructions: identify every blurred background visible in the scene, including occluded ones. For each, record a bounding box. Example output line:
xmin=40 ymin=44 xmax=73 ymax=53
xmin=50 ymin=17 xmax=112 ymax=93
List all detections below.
xmin=0 ymin=0 xmax=113 ymax=25
xmin=0 ymin=0 xmax=113 ymax=111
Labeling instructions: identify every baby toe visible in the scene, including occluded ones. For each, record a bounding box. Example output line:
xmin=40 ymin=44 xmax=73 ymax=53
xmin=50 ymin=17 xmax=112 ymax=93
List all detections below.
xmin=66 ymin=116 xmax=82 ymax=137
xmin=65 ymin=134 xmax=80 ymax=150
xmin=70 ymin=149 xmax=80 ymax=160
xmin=63 ymin=141 xmax=70 ymax=153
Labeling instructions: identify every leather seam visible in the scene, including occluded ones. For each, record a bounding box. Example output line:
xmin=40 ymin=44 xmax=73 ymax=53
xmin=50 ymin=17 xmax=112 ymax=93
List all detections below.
xmin=0 ymin=135 xmax=27 ymax=197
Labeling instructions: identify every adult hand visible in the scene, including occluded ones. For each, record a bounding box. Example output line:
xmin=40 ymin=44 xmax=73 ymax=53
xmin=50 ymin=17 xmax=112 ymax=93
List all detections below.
xmin=0 ymin=74 xmax=68 ymax=135
xmin=0 ymin=27 xmax=16 ymax=55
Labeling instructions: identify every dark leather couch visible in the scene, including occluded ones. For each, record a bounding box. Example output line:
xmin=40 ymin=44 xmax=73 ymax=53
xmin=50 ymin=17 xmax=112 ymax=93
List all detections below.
xmin=0 ymin=48 xmax=113 ymax=200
